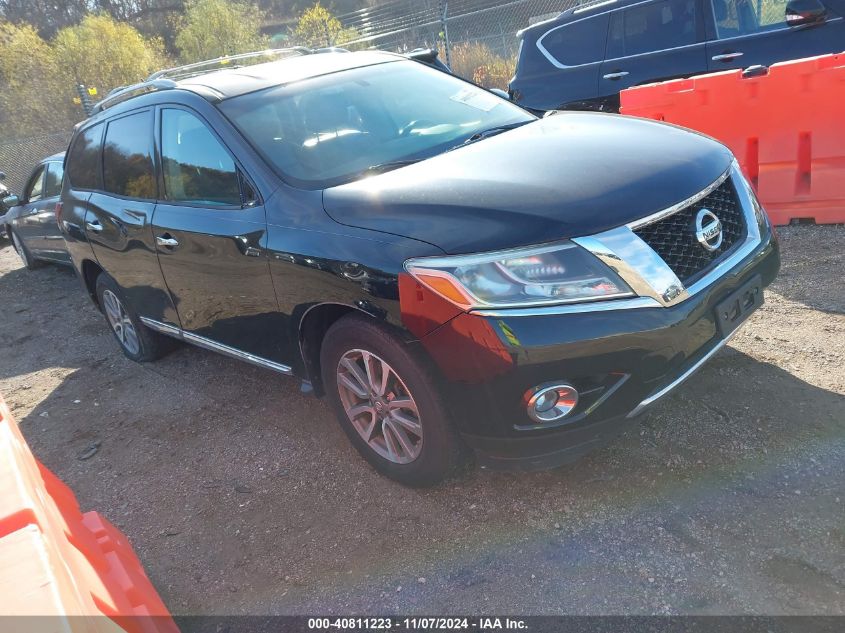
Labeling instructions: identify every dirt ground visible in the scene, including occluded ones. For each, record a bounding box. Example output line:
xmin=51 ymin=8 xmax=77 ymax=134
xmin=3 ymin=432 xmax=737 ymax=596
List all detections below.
xmin=0 ymin=225 xmax=843 ymax=615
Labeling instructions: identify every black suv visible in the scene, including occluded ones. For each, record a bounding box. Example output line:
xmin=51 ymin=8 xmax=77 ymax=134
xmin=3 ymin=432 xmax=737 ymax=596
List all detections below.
xmin=59 ymin=49 xmax=779 ymax=486
xmin=510 ymin=0 xmax=845 ymax=112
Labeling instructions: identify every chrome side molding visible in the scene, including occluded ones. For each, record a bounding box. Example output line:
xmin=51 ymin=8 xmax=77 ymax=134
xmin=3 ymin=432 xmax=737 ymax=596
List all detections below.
xmin=139 ymin=317 xmax=181 ymax=337
xmin=139 ymin=317 xmax=293 ymax=376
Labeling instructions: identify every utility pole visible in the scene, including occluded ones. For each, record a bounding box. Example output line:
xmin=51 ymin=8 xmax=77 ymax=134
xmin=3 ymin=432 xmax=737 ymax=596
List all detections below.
xmin=75 ymin=84 xmax=94 ymax=117
xmin=439 ymin=0 xmax=451 ymax=68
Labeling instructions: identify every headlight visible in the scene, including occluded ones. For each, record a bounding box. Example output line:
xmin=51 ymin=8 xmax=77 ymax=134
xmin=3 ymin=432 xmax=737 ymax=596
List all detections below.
xmin=405 ymin=241 xmax=633 ymax=310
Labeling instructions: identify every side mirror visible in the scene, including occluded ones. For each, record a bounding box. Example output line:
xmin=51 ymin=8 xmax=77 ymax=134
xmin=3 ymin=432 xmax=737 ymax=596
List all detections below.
xmin=489 ymin=88 xmax=511 ymax=100
xmin=3 ymin=195 xmax=20 ymax=208
xmin=785 ymin=0 xmax=826 ymax=27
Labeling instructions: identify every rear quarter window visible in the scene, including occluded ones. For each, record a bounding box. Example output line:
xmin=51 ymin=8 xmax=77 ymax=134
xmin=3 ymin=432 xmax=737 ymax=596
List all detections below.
xmin=540 ymin=14 xmax=610 ymax=66
xmin=67 ymin=123 xmax=103 ymax=190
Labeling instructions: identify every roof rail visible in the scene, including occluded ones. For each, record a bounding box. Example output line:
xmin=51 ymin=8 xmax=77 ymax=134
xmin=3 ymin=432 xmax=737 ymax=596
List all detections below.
xmin=90 ymin=47 xmax=328 ymax=115
xmin=90 ymin=78 xmax=179 ymax=114
xmin=147 ymin=47 xmax=314 ymax=82
xmin=572 ymin=0 xmax=618 ymax=13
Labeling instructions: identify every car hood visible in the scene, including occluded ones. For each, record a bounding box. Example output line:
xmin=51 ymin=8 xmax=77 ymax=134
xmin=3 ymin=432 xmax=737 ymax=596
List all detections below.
xmin=322 ymin=112 xmax=734 ymax=255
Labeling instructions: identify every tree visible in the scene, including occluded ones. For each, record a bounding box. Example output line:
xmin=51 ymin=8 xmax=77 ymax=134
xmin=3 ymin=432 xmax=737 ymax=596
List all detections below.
xmin=0 ymin=0 xmax=89 ymax=38
xmin=52 ymin=14 xmax=166 ymax=106
xmin=0 ymin=22 xmax=75 ymax=134
xmin=175 ymin=0 xmax=267 ymax=62
xmin=292 ymin=2 xmax=359 ymax=49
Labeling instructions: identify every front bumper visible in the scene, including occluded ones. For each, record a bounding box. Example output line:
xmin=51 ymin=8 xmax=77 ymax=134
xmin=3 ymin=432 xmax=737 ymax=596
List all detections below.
xmin=419 ymin=223 xmax=780 ymax=471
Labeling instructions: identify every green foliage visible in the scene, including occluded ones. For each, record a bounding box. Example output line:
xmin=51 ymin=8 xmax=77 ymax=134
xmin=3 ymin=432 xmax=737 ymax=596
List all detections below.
xmin=0 ymin=15 xmax=165 ymax=136
xmin=292 ymin=2 xmax=360 ymax=49
xmin=53 ymin=14 xmax=165 ymax=98
xmin=175 ymin=0 xmax=268 ymax=62
xmin=0 ymin=21 xmax=70 ymax=133
xmin=1 ymin=1 xmax=368 ymax=138
xmin=445 ymin=42 xmax=516 ymax=90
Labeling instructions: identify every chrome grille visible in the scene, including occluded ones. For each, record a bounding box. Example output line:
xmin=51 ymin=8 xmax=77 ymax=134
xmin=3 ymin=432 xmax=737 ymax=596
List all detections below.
xmin=633 ymin=177 xmax=747 ymax=284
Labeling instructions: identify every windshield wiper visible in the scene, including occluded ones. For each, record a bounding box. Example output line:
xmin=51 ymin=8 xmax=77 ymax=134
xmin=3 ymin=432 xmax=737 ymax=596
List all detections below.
xmin=361 ymin=159 xmax=423 ymax=176
xmin=449 ymin=120 xmax=532 ymax=151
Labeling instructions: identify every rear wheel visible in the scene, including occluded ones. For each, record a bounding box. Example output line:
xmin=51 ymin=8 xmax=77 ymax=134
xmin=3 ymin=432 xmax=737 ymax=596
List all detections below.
xmin=11 ymin=230 xmax=40 ymax=271
xmin=320 ymin=314 xmax=465 ymax=486
xmin=95 ymin=273 xmax=175 ymax=362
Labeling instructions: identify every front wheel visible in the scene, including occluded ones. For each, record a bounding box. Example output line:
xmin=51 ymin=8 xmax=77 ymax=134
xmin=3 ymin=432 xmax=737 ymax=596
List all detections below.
xmin=320 ymin=314 xmax=466 ymax=486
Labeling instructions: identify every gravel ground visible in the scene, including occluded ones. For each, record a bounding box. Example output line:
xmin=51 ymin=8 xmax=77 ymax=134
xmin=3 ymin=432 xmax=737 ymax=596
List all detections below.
xmin=0 ymin=225 xmax=843 ymax=615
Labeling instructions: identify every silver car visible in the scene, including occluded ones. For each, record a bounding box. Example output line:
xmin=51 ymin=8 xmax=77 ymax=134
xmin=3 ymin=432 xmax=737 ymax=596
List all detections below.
xmin=3 ymin=153 xmax=71 ymax=269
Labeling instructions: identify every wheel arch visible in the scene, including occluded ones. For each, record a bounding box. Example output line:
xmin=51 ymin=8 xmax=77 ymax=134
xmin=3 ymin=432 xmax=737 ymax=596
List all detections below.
xmin=80 ymin=258 xmax=104 ymax=307
xmin=297 ymin=301 xmax=390 ymax=396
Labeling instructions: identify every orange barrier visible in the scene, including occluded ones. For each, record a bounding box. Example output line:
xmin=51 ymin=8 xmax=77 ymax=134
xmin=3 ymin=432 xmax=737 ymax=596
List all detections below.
xmin=0 ymin=396 xmax=178 ymax=633
xmin=620 ymin=53 xmax=845 ymax=226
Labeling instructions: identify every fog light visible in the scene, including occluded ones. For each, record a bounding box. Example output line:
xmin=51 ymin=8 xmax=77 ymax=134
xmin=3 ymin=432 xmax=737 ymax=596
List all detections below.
xmin=526 ymin=383 xmax=579 ymax=423
xmin=534 ymin=390 xmax=559 ymax=413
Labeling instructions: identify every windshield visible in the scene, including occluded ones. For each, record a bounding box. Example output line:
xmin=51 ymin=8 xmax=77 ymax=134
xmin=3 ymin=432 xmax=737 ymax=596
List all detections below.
xmin=219 ymin=59 xmax=535 ymax=189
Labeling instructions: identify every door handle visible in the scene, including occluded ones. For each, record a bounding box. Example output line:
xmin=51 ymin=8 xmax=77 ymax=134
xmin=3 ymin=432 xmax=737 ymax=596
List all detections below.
xmin=602 ymin=71 xmax=630 ymax=80
xmin=86 ymin=220 xmax=103 ymax=233
xmin=156 ymin=234 xmax=179 ymax=248
xmin=712 ymin=52 xmax=744 ymax=62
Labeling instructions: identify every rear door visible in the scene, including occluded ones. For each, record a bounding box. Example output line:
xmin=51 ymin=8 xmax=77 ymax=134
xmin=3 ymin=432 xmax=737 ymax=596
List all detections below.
xmin=705 ymin=0 xmax=845 ymax=71
xmin=151 ymin=106 xmax=283 ymax=362
xmin=84 ymin=108 xmax=179 ymax=326
xmin=15 ymin=164 xmax=47 ymax=250
xmin=37 ymin=161 xmax=69 ymax=262
xmin=600 ymin=0 xmax=707 ymax=101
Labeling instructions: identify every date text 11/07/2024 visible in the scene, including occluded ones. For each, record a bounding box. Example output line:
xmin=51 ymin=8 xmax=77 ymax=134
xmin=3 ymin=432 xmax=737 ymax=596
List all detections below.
xmin=307 ymin=617 xmax=528 ymax=630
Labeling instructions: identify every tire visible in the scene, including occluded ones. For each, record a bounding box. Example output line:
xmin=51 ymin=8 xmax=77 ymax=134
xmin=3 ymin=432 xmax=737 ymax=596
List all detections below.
xmin=95 ymin=273 xmax=175 ymax=362
xmin=320 ymin=313 xmax=466 ymax=486
xmin=10 ymin=230 xmax=41 ymax=271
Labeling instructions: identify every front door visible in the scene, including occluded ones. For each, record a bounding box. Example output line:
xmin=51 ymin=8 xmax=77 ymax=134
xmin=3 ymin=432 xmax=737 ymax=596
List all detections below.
xmin=38 ymin=161 xmax=70 ymax=263
xmin=16 ymin=164 xmax=48 ymax=251
xmin=706 ymin=0 xmax=845 ymax=71
xmin=600 ymin=0 xmax=708 ymax=100
xmin=152 ymin=106 xmax=284 ymax=362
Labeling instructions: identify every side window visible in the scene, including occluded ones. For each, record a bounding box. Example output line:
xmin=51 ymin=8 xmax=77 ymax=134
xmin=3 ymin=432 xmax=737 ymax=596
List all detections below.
xmin=541 ymin=15 xmax=611 ymax=66
xmin=25 ymin=166 xmax=46 ymax=202
xmin=43 ymin=162 xmax=64 ymax=198
xmin=713 ymin=0 xmax=787 ymax=39
xmin=160 ymin=109 xmax=242 ymax=207
xmin=67 ymin=123 xmax=103 ymax=190
xmin=103 ymin=111 xmax=156 ymax=199
xmin=613 ymin=0 xmax=697 ymax=57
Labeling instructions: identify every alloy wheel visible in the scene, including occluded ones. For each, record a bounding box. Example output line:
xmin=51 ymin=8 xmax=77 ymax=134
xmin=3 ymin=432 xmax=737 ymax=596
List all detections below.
xmin=336 ymin=349 xmax=423 ymax=464
xmin=102 ymin=289 xmax=140 ymax=355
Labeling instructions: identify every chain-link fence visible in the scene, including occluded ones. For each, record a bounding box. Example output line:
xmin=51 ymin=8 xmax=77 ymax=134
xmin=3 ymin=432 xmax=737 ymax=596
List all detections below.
xmin=332 ymin=0 xmax=790 ymax=88
xmin=337 ymin=0 xmax=575 ymax=57
xmin=0 ymin=132 xmax=70 ymax=196
xmin=335 ymin=0 xmax=577 ymax=87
